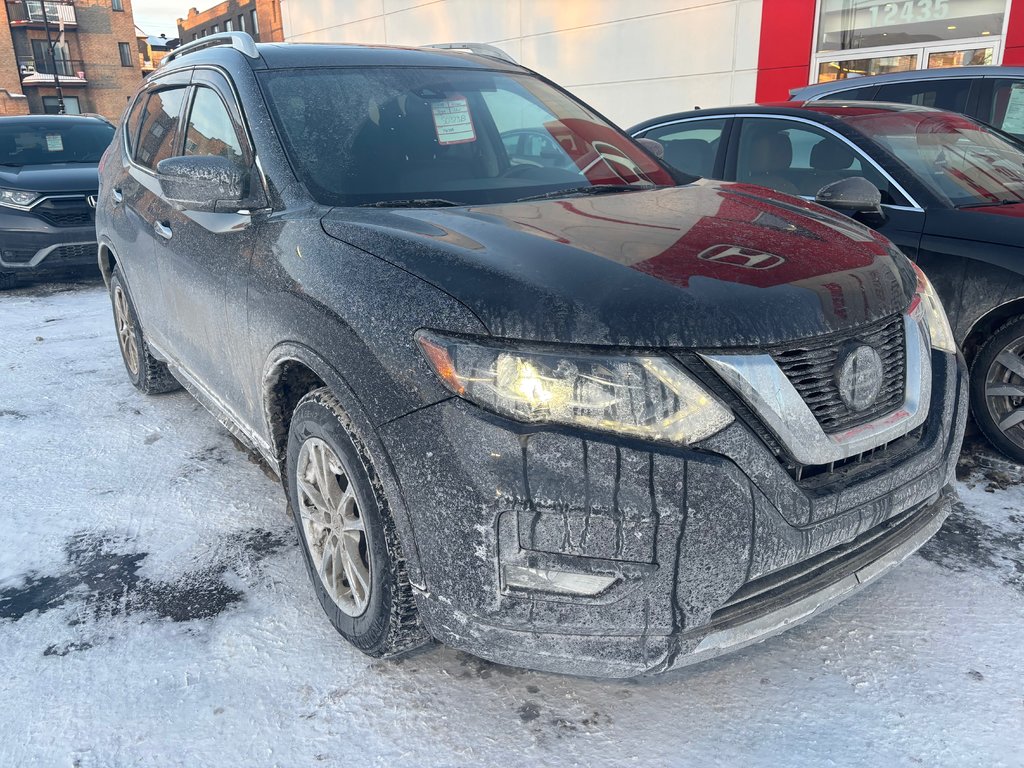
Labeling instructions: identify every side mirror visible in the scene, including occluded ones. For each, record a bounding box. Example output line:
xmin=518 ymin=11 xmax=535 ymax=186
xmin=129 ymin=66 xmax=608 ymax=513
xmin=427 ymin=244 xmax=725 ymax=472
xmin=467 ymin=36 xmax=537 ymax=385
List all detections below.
xmin=814 ymin=176 xmax=885 ymax=226
xmin=635 ymin=137 xmax=665 ymax=159
xmin=156 ymin=155 xmax=248 ymax=209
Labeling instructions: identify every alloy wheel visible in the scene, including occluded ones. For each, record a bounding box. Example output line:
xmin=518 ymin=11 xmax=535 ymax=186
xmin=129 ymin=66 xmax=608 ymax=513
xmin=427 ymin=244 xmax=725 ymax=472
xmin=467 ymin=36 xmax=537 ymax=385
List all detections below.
xmin=295 ymin=436 xmax=371 ymax=617
xmin=983 ymin=335 xmax=1024 ymax=454
xmin=113 ymin=284 xmax=139 ymax=377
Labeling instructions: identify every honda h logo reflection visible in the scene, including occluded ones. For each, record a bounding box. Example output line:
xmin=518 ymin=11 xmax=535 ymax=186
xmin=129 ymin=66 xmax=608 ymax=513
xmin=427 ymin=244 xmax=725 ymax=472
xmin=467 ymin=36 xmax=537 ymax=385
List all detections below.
xmin=698 ymin=244 xmax=784 ymax=270
xmin=86 ymin=195 xmax=98 ymax=209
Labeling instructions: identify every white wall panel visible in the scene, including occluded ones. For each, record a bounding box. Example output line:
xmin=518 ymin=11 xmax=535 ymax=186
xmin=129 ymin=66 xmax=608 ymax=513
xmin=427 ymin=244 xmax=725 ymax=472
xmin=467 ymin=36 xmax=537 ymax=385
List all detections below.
xmin=279 ymin=0 xmax=763 ymax=126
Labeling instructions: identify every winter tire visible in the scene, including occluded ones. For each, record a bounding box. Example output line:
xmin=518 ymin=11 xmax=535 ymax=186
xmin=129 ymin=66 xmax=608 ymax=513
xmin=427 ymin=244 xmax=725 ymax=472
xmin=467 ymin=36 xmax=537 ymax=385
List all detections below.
xmin=109 ymin=266 xmax=181 ymax=394
xmin=971 ymin=314 xmax=1024 ymax=464
xmin=0 ymin=271 xmax=16 ymax=290
xmin=286 ymin=387 xmax=428 ymax=657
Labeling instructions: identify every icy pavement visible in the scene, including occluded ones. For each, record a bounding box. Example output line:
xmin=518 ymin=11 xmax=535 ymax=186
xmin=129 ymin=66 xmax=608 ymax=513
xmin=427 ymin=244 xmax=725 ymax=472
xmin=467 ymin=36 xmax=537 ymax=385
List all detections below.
xmin=1 ymin=282 xmax=1022 ymax=768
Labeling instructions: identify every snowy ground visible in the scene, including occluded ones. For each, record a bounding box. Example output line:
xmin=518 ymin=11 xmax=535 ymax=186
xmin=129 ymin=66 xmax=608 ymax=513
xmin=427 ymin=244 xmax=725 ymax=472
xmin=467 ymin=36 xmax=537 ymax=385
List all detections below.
xmin=1 ymin=280 xmax=1022 ymax=768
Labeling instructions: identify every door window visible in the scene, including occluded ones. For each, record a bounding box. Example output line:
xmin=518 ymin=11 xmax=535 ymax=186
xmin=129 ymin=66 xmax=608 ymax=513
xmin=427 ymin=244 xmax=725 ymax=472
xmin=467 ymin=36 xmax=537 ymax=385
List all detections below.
xmin=979 ymin=78 xmax=1024 ymax=139
xmin=874 ymin=78 xmax=975 ymax=113
xmin=637 ymin=119 xmax=727 ymax=178
xmin=182 ymin=87 xmax=245 ymax=163
xmin=734 ymin=118 xmax=902 ymax=203
xmin=135 ymin=87 xmax=186 ymax=171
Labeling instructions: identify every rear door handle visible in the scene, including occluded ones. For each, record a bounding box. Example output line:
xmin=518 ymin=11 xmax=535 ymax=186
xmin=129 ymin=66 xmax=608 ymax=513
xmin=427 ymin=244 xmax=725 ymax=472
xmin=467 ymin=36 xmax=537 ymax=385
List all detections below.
xmin=112 ymin=187 xmax=122 ymax=204
xmin=154 ymin=221 xmax=172 ymax=240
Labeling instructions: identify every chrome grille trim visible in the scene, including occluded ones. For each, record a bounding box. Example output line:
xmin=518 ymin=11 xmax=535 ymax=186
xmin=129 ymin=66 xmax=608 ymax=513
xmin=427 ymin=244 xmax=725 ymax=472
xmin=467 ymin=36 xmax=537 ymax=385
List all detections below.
xmin=700 ymin=314 xmax=931 ymax=465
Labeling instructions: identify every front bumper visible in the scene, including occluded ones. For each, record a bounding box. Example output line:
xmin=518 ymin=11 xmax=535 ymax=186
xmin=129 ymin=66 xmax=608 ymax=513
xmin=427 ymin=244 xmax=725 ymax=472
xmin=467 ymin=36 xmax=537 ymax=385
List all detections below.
xmin=0 ymin=206 xmax=97 ymax=274
xmin=379 ymin=349 xmax=967 ymax=677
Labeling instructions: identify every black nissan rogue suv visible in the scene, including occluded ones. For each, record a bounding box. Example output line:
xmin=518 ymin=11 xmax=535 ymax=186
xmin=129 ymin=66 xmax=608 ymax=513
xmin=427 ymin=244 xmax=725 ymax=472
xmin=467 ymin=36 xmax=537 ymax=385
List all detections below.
xmin=0 ymin=114 xmax=113 ymax=288
xmin=95 ymin=33 xmax=968 ymax=678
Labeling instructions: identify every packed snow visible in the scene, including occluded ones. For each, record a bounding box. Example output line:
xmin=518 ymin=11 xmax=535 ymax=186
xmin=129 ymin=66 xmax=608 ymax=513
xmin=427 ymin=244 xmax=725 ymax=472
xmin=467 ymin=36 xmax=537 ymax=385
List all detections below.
xmin=1 ymin=280 xmax=1022 ymax=768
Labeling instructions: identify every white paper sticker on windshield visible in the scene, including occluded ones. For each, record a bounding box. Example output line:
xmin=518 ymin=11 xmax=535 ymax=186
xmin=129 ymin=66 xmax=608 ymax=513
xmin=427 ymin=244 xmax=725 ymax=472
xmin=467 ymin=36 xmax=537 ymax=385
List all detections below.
xmin=1000 ymin=84 xmax=1024 ymax=136
xmin=431 ymin=97 xmax=476 ymax=145
xmin=45 ymin=134 xmax=63 ymax=152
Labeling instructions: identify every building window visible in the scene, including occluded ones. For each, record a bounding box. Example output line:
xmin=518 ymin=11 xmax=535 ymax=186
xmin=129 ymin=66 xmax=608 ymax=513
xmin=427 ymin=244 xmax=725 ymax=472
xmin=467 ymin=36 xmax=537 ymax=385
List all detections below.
xmin=211 ymin=24 xmax=219 ymax=34
xmin=250 ymin=10 xmax=259 ymax=35
xmin=118 ymin=42 xmax=133 ymax=67
xmin=112 ymin=0 xmax=123 ymax=11
xmin=225 ymin=19 xmax=233 ymax=31
xmin=238 ymin=14 xmax=246 ymax=32
xmin=813 ymin=0 xmax=1009 ymax=83
xmin=43 ymin=95 xmax=81 ymax=114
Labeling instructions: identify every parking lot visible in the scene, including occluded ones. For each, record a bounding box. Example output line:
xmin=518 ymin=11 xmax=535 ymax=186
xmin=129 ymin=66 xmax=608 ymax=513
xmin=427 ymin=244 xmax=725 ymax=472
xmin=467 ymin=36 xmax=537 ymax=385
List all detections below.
xmin=1 ymin=280 xmax=1022 ymax=768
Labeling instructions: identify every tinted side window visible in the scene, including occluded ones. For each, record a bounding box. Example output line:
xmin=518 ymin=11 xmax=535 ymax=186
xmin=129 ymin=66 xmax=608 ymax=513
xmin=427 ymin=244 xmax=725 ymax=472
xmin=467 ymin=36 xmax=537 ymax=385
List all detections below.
xmin=135 ymin=87 xmax=186 ymax=171
xmin=873 ymin=78 xmax=973 ymax=113
xmin=640 ymin=119 xmax=727 ymax=178
xmin=183 ymin=87 xmax=245 ymax=163
xmin=124 ymin=94 xmax=145 ymax=154
xmin=980 ymin=78 xmax=1024 ymax=140
xmin=818 ymin=85 xmax=879 ymax=101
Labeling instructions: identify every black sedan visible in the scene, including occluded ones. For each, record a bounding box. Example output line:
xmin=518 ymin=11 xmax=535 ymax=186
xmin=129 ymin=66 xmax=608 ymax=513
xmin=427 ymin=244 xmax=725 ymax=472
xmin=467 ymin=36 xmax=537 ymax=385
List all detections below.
xmin=631 ymin=102 xmax=1024 ymax=463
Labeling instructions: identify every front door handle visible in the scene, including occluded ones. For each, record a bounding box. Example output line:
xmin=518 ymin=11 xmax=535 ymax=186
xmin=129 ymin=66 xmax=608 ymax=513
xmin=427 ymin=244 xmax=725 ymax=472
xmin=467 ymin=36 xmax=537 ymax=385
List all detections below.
xmin=112 ymin=187 xmax=123 ymax=204
xmin=154 ymin=221 xmax=172 ymax=240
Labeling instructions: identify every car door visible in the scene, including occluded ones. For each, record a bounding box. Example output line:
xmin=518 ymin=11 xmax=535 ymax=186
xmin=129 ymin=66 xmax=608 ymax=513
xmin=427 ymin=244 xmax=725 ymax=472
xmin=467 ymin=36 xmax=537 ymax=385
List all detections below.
xmin=633 ymin=117 xmax=731 ymax=179
xmin=726 ymin=115 xmax=926 ymax=260
xmin=119 ymin=74 xmax=192 ymax=350
xmin=149 ymin=69 xmax=267 ymax=427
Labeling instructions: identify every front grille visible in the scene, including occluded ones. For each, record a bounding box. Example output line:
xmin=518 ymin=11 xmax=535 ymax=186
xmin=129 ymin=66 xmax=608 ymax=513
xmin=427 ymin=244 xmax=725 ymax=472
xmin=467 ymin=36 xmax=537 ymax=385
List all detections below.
xmin=771 ymin=313 xmax=905 ymax=434
xmin=705 ymin=497 xmax=942 ymax=631
xmin=33 ymin=197 xmax=94 ymax=227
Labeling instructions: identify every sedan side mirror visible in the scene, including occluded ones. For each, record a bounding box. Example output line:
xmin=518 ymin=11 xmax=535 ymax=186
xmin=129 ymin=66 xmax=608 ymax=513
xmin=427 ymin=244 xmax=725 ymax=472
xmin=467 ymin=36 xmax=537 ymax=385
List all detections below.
xmin=814 ymin=177 xmax=885 ymax=226
xmin=635 ymin=137 xmax=665 ymax=159
xmin=156 ymin=155 xmax=248 ymax=210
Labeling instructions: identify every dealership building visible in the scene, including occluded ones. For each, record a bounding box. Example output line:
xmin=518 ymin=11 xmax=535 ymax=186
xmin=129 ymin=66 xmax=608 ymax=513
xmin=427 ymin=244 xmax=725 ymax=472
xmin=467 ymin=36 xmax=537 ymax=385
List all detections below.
xmin=278 ymin=0 xmax=1024 ymax=127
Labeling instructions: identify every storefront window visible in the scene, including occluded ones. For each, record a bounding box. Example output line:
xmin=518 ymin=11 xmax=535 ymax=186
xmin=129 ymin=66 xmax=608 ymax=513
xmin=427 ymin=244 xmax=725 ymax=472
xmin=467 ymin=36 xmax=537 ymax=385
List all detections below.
xmin=817 ymin=53 xmax=917 ymax=82
xmin=813 ymin=0 xmax=1009 ymax=83
xmin=816 ymin=0 xmax=1006 ymax=52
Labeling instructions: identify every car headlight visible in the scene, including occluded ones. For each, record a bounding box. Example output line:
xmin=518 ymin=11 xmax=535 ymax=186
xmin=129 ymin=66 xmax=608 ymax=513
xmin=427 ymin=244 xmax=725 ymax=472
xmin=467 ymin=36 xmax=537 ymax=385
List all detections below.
xmin=910 ymin=263 xmax=956 ymax=354
xmin=0 ymin=188 xmax=40 ymax=209
xmin=416 ymin=331 xmax=733 ymax=445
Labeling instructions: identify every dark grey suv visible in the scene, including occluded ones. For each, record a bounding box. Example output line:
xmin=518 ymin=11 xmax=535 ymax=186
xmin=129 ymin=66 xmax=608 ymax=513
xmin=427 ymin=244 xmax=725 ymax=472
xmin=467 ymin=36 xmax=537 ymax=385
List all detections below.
xmin=96 ymin=33 xmax=967 ymax=677
xmin=0 ymin=115 xmax=113 ymax=288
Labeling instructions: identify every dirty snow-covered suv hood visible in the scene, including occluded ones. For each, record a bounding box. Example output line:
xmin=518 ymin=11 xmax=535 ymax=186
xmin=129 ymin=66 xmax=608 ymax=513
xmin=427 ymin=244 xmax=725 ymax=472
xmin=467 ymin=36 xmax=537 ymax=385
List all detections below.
xmin=321 ymin=179 xmax=916 ymax=348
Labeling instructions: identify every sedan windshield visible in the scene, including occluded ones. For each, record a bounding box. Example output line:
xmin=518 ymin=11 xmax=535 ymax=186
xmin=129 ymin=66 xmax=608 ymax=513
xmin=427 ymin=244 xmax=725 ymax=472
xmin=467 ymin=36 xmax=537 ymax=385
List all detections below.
xmin=258 ymin=66 xmax=675 ymax=206
xmin=0 ymin=120 xmax=114 ymax=166
xmin=840 ymin=109 xmax=1024 ymax=207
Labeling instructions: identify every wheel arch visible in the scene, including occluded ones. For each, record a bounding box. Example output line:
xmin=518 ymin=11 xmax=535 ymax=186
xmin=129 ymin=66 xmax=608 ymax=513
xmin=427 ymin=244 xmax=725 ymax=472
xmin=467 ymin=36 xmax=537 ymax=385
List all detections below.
xmin=262 ymin=342 xmax=426 ymax=586
xmin=97 ymin=238 xmax=117 ymax=289
xmin=962 ymin=297 xmax=1024 ymax=366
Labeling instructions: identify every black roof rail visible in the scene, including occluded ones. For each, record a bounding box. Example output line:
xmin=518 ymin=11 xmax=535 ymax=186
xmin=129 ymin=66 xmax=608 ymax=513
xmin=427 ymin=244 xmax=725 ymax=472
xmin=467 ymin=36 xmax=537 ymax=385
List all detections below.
xmin=162 ymin=31 xmax=259 ymax=67
xmin=423 ymin=42 xmax=517 ymax=65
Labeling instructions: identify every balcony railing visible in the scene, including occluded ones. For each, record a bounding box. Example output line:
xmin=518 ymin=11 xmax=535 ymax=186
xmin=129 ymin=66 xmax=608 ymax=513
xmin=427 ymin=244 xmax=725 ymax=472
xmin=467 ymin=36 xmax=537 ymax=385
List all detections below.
xmin=6 ymin=1 xmax=77 ymax=26
xmin=17 ymin=57 xmax=87 ymax=84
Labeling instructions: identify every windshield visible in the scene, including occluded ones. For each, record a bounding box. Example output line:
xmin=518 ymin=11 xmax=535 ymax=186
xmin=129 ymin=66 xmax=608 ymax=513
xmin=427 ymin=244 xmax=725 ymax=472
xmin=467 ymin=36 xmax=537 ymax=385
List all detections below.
xmin=840 ymin=109 xmax=1024 ymax=207
xmin=258 ymin=66 xmax=675 ymax=206
xmin=0 ymin=120 xmax=114 ymax=167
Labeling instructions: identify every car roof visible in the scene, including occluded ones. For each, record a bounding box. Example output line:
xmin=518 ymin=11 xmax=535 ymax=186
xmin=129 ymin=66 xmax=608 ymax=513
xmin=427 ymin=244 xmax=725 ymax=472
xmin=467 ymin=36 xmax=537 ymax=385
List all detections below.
xmin=627 ymin=101 xmax=946 ymax=134
xmin=791 ymin=66 xmax=1024 ymax=99
xmin=0 ymin=114 xmax=110 ymax=125
xmin=159 ymin=40 xmax=526 ymax=74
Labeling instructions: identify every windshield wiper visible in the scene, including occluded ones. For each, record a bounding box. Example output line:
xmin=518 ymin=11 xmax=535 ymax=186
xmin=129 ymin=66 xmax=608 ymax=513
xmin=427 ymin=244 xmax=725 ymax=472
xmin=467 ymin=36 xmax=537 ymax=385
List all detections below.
xmin=359 ymin=198 xmax=463 ymax=208
xmin=956 ymin=198 xmax=1024 ymax=209
xmin=514 ymin=183 xmax=663 ymax=203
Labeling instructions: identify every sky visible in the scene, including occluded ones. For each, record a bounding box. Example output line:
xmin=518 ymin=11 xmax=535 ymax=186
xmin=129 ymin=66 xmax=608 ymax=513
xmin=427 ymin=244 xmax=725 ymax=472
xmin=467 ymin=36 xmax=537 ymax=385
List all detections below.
xmin=131 ymin=0 xmax=190 ymax=38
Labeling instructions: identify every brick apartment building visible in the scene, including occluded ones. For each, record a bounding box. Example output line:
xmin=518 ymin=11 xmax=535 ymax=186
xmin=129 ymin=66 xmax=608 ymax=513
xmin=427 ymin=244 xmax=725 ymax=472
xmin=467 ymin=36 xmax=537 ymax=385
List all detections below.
xmin=177 ymin=0 xmax=282 ymax=45
xmin=0 ymin=0 xmax=142 ymax=120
